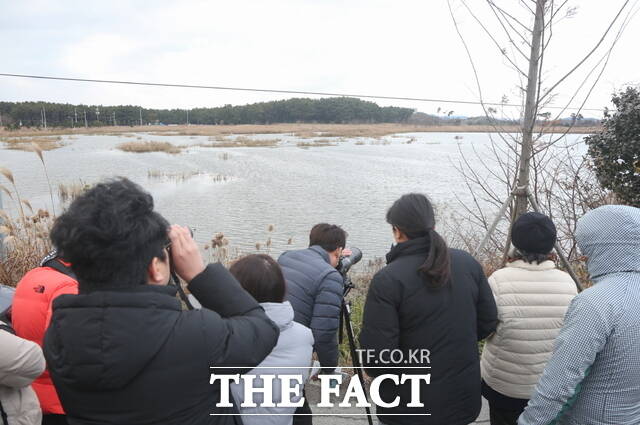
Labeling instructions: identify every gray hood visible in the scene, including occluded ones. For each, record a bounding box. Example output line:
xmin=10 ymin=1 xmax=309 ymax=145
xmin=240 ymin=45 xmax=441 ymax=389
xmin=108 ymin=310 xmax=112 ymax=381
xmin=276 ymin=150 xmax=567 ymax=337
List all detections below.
xmin=575 ymin=205 xmax=640 ymax=281
xmin=260 ymin=301 xmax=294 ymax=331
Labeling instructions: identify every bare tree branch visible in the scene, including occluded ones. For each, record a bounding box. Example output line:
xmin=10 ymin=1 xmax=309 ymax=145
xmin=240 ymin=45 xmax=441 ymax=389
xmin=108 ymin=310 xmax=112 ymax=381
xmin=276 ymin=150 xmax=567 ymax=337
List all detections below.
xmin=488 ymin=0 xmax=533 ymax=47
xmin=539 ymin=0 xmax=631 ymax=103
xmin=459 ymin=0 xmax=529 ymax=78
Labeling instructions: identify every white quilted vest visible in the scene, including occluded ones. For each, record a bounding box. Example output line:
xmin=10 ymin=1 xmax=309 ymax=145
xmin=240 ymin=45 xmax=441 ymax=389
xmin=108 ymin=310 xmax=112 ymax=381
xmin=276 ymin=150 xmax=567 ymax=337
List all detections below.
xmin=481 ymin=260 xmax=577 ymax=399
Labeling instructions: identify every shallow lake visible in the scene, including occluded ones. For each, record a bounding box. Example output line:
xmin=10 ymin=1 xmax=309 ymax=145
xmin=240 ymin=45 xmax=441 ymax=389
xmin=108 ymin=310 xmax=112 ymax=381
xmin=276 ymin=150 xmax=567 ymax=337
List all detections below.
xmin=0 ymin=131 xmax=586 ymax=263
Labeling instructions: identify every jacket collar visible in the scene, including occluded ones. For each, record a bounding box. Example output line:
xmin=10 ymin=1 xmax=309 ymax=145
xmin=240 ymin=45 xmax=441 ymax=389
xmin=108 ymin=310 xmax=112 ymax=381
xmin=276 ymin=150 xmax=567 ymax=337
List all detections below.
xmin=309 ymin=245 xmax=331 ymax=264
xmin=386 ymin=236 xmax=431 ymax=264
xmin=506 ymin=259 xmax=556 ymax=271
xmin=57 ymin=284 xmax=180 ymax=309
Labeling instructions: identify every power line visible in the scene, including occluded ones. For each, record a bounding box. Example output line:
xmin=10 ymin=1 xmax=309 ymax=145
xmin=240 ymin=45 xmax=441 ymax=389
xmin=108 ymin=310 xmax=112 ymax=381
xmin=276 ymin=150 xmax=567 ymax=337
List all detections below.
xmin=0 ymin=72 xmax=608 ymax=112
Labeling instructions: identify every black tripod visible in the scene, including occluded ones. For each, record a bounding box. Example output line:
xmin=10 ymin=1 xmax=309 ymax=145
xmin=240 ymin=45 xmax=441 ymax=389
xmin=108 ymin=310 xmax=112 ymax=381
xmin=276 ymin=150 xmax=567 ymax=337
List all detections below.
xmin=339 ymin=272 xmax=374 ymax=425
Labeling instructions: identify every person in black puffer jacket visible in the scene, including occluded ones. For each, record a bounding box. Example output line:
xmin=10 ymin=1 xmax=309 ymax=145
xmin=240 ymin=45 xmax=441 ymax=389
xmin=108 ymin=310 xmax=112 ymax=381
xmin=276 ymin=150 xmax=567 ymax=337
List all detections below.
xmin=43 ymin=178 xmax=279 ymax=425
xmin=359 ymin=193 xmax=497 ymax=425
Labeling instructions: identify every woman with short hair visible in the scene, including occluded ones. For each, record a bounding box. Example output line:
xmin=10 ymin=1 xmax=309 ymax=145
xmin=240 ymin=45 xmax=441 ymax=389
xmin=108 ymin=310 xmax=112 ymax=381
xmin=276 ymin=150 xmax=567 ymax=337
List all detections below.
xmin=229 ymin=254 xmax=314 ymax=425
xmin=359 ymin=193 xmax=498 ymax=425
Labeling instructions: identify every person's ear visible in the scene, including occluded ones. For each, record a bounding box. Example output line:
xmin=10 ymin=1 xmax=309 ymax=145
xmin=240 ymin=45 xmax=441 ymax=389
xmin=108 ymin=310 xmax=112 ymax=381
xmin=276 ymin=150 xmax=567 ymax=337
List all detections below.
xmin=147 ymin=256 xmax=168 ymax=285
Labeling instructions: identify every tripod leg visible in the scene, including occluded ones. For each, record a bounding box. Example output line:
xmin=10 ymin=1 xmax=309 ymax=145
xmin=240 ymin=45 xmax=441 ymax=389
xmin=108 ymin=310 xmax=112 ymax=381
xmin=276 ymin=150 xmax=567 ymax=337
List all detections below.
xmin=342 ymin=300 xmax=374 ymax=425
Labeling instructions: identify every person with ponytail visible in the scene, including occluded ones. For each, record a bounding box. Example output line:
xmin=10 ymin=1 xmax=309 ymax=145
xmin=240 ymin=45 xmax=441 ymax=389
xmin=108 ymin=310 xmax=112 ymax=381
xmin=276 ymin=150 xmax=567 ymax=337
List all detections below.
xmin=359 ymin=193 xmax=497 ymax=425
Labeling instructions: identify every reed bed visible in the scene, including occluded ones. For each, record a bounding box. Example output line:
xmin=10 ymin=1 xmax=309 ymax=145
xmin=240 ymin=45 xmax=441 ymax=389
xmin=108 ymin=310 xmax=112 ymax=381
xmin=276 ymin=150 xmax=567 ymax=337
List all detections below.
xmin=196 ymin=136 xmax=281 ymax=148
xmin=117 ymin=141 xmax=182 ymax=154
xmin=296 ymin=139 xmax=337 ymax=148
xmin=147 ymin=170 xmax=231 ymax=183
xmin=1 ymin=136 xmax=64 ymax=151
xmin=0 ymin=123 xmax=600 ymax=139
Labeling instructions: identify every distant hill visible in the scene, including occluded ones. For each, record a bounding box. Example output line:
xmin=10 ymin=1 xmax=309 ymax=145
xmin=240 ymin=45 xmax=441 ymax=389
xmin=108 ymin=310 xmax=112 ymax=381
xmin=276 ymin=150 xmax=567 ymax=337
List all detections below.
xmin=0 ymin=97 xmax=601 ymax=129
xmin=0 ymin=97 xmax=414 ymax=129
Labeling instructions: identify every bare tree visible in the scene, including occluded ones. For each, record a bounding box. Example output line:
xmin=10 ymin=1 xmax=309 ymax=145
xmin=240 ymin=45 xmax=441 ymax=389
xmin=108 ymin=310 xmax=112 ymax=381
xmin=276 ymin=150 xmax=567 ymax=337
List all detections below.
xmin=445 ymin=0 xmax=638 ymax=286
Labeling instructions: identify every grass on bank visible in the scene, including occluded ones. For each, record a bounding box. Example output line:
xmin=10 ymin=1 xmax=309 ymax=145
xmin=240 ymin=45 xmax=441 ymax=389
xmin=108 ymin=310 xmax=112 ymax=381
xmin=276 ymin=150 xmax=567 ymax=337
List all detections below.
xmin=0 ymin=123 xmax=599 ymax=139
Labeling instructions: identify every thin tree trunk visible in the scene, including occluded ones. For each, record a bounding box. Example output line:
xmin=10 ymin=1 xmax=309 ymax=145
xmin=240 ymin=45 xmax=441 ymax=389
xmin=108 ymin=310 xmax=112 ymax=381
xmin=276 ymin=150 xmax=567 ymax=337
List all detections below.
xmin=514 ymin=0 xmax=546 ymax=218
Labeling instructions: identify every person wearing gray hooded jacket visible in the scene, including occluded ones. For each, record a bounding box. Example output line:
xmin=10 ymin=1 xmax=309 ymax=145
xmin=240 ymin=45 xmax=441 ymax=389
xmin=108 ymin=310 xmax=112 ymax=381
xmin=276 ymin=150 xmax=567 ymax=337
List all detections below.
xmin=228 ymin=255 xmax=314 ymax=425
xmin=518 ymin=205 xmax=640 ymax=425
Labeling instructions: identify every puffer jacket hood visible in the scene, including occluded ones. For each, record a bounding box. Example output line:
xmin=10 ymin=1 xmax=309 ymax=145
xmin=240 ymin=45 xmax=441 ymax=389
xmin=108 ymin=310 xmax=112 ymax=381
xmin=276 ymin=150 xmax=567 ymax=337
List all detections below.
xmin=576 ymin=205 xmax=640 ymax=280
xmin=44 ymin=285 xmax=180 ymax=391
xmin=278 ymin=246 xmax=343 ymax=373
xmin=519 ymin=206 xmax=640 ymax=425
xmin=230 ymin=301 xmax=313 ymax=425
xmin=260 ymin=301 xmax=295 ymax=331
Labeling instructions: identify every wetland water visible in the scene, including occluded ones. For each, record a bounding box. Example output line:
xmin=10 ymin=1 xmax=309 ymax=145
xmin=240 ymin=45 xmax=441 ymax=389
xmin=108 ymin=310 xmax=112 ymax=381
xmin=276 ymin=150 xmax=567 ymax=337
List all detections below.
xmin=1 ymin=131 xmax=586 ymax=261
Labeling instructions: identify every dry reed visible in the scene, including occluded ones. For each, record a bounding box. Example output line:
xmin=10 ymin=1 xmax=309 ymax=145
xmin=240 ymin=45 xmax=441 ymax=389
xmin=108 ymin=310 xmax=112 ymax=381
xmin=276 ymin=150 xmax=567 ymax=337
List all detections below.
xmin=0 ymin=123 xmax=600 ymax=139
xmin=117 ymin=141 xmax=182 ymax=154
xmin=1 ymin=136 xmax=64 ymax=151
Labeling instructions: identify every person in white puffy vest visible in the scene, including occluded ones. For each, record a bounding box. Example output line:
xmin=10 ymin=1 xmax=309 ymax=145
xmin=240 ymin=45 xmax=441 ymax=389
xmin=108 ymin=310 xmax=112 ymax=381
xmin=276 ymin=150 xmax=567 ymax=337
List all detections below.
xmin=0 ymin=319 xmax=46 ymax=425
xmin=480 ymin=212 xmax=577 ymax=425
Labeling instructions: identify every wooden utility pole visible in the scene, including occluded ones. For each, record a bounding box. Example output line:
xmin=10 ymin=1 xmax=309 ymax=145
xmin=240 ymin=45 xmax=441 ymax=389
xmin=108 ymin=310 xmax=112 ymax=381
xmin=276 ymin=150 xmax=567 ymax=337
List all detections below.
xmin=42 ymin=106 xmax=47 ymax=129
xmin=186 ymin=109 xmax=189 ymax=125
xmin=113 ymin=111 xmax=117 ymax=126
xmin=514 ymin=0 xmax=546 ymax=218
xmin=84 ymin=110 xmax=88 ymax=128
xmin=139 ymin=108 xmax=143 ymax=126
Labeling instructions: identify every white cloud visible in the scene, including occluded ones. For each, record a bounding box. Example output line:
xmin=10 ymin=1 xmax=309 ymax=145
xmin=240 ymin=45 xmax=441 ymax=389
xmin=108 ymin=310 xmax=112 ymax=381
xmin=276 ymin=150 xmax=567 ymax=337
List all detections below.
xmin=0 ymin=0 xmax=637 ymax=116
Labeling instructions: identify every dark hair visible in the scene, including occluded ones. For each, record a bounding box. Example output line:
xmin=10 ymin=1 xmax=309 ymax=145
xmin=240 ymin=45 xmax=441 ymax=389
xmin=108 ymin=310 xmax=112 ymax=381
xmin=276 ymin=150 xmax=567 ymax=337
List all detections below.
xmin=510 ymin=248 xmax=553 ymax=265
xmin=229 ymin=254 xmax=286 ymax=303
xmin=309 ymin=223 xmax=347 ymax=252
xmin=386 ymin=193 xmax=451 ymax=288
xmin=50 ymin=178 xmax=169 ymax=292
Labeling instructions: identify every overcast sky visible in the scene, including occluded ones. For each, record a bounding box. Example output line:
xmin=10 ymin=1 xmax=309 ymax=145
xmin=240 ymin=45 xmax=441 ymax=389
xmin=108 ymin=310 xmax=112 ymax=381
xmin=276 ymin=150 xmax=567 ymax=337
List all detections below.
xmin=1 ymin=0 xmax=637 ymax=117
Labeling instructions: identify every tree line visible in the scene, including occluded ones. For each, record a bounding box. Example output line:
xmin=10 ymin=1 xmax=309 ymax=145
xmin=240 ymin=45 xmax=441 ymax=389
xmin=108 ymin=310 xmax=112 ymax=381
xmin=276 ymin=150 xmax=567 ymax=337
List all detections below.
xmin=0 ymin=97 xmax=415 ymax=128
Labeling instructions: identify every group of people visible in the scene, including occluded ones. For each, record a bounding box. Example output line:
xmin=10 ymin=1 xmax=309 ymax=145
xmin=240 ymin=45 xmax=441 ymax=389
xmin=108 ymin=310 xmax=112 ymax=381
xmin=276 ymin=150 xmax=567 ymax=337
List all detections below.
xmin=0 ymin=177 xmax=638 ymax=425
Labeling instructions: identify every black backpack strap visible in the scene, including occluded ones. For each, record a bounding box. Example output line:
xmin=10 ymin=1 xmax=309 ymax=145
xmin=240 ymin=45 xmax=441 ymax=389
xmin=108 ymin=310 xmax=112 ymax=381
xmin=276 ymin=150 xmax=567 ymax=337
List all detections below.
xmin=0 ymin=323 xmax=15 ymax=335
xmin=41 ymin=255 xmax=77 ymax=281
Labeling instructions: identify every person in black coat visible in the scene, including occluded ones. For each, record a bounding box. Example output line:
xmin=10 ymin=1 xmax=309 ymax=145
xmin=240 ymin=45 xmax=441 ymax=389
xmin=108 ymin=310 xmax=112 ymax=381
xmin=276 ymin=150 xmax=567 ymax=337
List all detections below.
xmin=42 ymin=178 xmax=279 ymax=425
xmin=359 ymin=193 xmax=497 ymax=425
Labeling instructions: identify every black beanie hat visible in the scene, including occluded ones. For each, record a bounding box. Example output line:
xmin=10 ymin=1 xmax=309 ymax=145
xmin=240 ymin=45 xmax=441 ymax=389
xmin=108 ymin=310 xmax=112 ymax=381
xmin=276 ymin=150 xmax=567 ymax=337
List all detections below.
xmin=511 ymin=212 xmax=557 ymax=254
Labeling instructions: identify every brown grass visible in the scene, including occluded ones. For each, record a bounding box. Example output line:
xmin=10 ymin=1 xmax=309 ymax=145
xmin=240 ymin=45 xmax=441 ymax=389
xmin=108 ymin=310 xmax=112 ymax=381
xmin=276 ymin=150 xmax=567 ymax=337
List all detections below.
xmin=117 ymin=141 xmax=182 ymax=154
xmin=58 ymin=182 xmax=90 ymax=204
xmin=1 ymin=136 xmax=64 ymax=151
xmin=0 ymin=123 xmax=599 ymax=139
xmin=196 ymin=136 xmax=281 ymax=148
xmin=296 ymin=139 xmax=337 ymax=148
xmin=147 ymin=170 xmax=231 ymax=183
xmin=0 ymin=164 xmax=54 ymax=287
xmin=0 ymin=209 xmax=53 ymax=286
